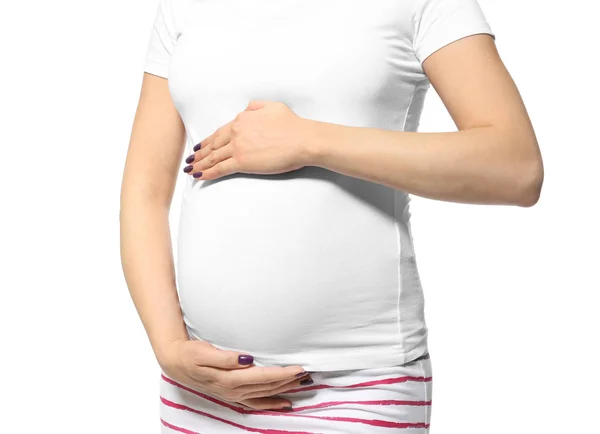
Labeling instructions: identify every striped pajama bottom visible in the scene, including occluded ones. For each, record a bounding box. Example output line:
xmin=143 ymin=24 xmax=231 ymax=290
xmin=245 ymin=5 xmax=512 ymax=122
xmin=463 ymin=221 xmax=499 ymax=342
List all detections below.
xmin=159 ymin=353 xmax=433 ymax=434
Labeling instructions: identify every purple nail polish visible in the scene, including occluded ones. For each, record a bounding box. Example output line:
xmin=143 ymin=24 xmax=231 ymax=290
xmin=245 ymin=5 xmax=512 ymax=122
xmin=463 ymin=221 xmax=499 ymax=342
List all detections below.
xmin=193 ymin=143 xmax=202 ymax=152
xmin=238 ymin=355 xmax=254 ymax=365
xmin=193 ymin=171 xmax=203 ymax=178
xmin=183 ymin=165 xmax=193 ymax=173
xmin=185 ymin=154 xmax=195 ymax=164
xmin=300 ymin=378 xmax=314 ymax=386
xmin=295 ymin=371 xmax=308 ymax=377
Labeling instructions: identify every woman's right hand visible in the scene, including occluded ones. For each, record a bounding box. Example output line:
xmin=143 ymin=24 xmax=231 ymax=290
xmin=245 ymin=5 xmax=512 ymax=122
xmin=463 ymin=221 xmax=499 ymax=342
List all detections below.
xmin=156 ymin=338 xmax=312 ymax=410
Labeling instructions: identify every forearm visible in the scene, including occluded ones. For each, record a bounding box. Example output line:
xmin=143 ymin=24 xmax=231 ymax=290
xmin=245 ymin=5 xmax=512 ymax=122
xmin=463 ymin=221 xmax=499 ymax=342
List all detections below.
xmin=119 ymin=199 xmax=188 ymax=364
xmin=305 ymin=121 xmax=542 ymax=206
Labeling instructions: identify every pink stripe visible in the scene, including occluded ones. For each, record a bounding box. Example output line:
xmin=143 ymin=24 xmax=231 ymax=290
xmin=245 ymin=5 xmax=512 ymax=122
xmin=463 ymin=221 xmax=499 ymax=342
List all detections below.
xmin=290 ymin=399 xmax=431 ymax=412
xmin=161 ymin=418 xmax=200 ymax=433
xmin=162 ymin=396 xmax=429 ymax=430
xmin=161 ymin=397 xmax=314 ymax=434
xmin=162 ymin=374 xmax=430 ymax=413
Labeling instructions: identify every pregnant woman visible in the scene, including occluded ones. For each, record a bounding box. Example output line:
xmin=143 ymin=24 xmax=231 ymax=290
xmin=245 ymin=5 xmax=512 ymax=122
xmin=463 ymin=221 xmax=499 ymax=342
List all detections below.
xmin=120 ymin=0 xmax=543 ymax=432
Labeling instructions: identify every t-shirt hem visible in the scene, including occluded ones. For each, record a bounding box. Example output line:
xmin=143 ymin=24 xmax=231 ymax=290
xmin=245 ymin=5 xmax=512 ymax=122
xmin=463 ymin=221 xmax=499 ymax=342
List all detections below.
xmin=143 ymin=59 xmax=169 ymax=79
xmin=246 ymin=346 xmax=430 ymax=372
xmin=416 ymin=26 xmax=496 ymax=65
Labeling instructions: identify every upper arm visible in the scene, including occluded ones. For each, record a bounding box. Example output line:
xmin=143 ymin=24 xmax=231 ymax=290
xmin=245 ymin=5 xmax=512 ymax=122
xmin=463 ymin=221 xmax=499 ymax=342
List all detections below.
xmin=121 ymin=0 xmax=185 ymax=208
xmin=412 ymin=0 xmax=539 ymax=153
xmin=423 ymin=34 xmax=537 ymax=147
xmin=122 ymin=73 xmax=186 ymax=208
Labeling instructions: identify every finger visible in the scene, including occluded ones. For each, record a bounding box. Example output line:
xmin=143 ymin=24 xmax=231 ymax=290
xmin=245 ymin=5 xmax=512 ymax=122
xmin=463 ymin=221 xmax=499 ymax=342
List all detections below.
xmin=193 ymin=135 xmax=214 ymax=153
xmin=195 ymin=158 xmax=239 ymax=180
xmin=231 ymin=373 xmax=305 ymax=395
xmin=245 ymin=100 xmax=268 ymax=111
xmin=193 ymin=120 xmax=233 ymax=152
xmin=190 ymin=142 xmax=214 ymax=162
xmin=187 ymin=340 xmax=257 ymax=370
xmin=238 ymin=397 xmax=293 ymax=411
xmin=223 ymin=364 xmax=307 ymax=387
xmin=236 ymin=374 xmax=312 ymax=399
xmin=211 ymin=126 xmax=232 ymax=150
xmin=190 ymin=128 xmax=231 ymax=161
xmin=192 ymin=145 xmax=233 ymax=173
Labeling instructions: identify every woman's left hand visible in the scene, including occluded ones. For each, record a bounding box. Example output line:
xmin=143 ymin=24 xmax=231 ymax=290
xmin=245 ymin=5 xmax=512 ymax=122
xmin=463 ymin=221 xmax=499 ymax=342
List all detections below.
xmin=183 ymin=100 xmax=317 ymax=180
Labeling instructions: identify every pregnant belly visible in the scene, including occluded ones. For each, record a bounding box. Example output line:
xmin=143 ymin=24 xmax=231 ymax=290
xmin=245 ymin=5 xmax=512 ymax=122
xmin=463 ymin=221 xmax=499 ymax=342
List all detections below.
xmin=175 ymin=167 xmax=402 ymax=357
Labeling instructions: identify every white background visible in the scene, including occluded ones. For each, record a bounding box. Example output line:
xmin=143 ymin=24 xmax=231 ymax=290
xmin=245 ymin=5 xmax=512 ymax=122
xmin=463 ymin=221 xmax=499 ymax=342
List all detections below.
xmin=1 ymin=0 xmax=598 ymax=432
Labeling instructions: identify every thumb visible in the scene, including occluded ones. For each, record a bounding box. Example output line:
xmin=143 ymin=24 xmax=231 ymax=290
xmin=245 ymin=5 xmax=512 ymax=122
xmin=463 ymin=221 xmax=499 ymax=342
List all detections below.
xmin=190 ymin=340 xmax=255 ymax=369
xmin=245 ymin=99 xmax=269 ymax=111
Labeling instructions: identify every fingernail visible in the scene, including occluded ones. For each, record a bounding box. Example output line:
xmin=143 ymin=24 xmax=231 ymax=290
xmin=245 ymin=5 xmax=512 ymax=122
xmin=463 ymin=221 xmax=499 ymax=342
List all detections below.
xmin=281 ymin=406 xmax=293 ymax=411
xmin=193 ymin=171 xmax=203 ymax=178
xmin=193 ymin=143 xmax=202 ymax=152
xmin=295 ymin=371 xmax=308 ymax=377
xmin=300 ymin=378 xmax=314 ymax=385
xmin=183 ymin=165 xmax=193 ymax=173
xmin=185 ymin=154 xmax=195 ymax=164
xmin=238 ymin=355 xmax=254 ymax=365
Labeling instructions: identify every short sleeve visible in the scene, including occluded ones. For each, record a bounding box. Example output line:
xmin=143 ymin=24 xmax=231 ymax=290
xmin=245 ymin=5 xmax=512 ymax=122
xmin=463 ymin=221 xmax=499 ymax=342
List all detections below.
xmin=412 ymin=0 xmax=495 ymax=65
xmin=143 ymin=0 xmax=178 ymax=79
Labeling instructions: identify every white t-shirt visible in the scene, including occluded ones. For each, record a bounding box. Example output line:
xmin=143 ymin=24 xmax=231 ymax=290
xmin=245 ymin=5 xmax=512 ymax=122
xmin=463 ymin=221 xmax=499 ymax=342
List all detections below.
xmin=143 ymin=0 xmax=495 ymax=371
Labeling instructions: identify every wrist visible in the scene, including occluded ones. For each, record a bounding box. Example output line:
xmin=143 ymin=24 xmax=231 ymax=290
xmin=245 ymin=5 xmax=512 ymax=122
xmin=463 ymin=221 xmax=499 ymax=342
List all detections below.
xmin=300 ymin=119 xmax=332 ymax=167
xmin=153 ymin=336 xmax=187 ymax=369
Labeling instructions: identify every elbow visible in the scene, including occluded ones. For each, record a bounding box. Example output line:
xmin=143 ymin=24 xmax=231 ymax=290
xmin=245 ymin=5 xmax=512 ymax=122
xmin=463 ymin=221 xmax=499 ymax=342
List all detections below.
xmin=513 ymin=158 xmax=544 ymax=208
